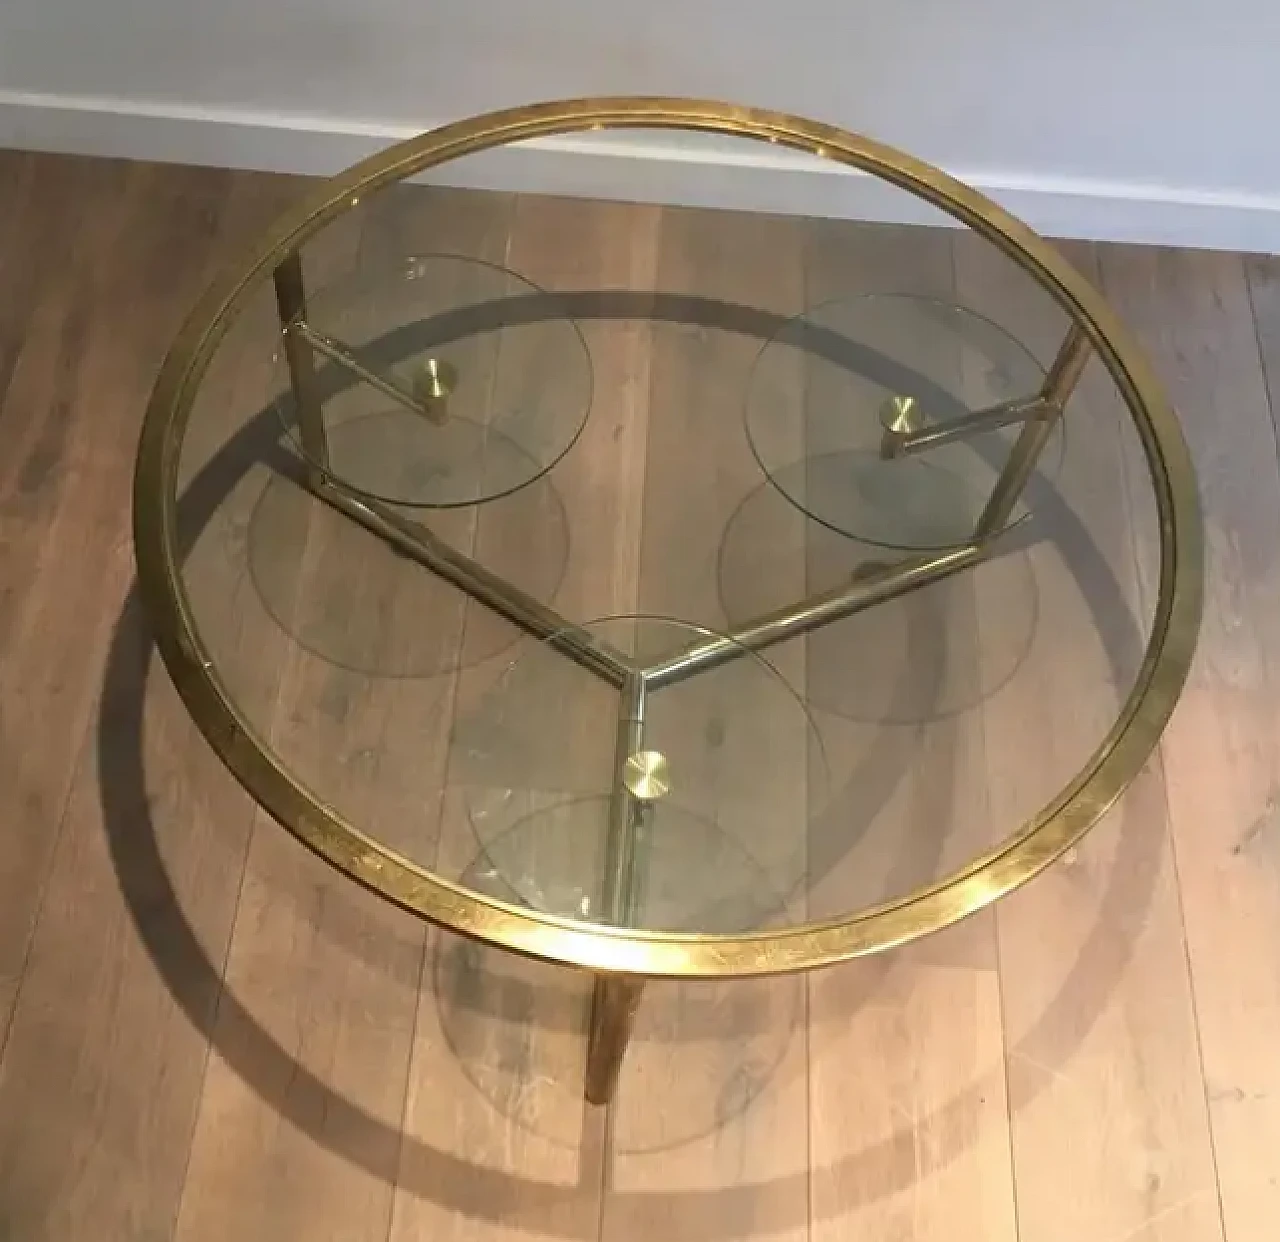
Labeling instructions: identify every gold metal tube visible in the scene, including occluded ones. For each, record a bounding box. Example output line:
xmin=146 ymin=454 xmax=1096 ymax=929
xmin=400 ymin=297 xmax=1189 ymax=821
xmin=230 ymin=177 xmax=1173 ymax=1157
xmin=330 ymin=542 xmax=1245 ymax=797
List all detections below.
xmin=973 ymin=324 xmax=1091 ymax=539
xmin=971 ymin=412 xmax=1060 ymax=539
xmin=644 ymin=543 xmax=984 ymax=688
xmin=1041 ymin=323 xmax=1093 ymax=406
xmin=292 ymin=320 xmax=444 ymax=423
xmin=585 ymin=974 xmax=645 ymax=1106
xmin=600 ymin=675 xmax=647 ymax=926
xmin=884 ymin=396 xmax=1049 ymax=459
xmin=311 ymin=478 xmax=633 ymax=687
xmin=272 ymin=254 xmax=329 ymax=470
xmin=585 ymin=674 xmax=649 ymax=1106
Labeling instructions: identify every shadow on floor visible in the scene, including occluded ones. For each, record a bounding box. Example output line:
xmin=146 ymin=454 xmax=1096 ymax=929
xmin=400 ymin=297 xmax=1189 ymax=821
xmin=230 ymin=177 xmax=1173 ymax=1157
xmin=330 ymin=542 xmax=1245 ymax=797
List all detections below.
xmin=98 ymin=290 xmax=1163 ymax=1237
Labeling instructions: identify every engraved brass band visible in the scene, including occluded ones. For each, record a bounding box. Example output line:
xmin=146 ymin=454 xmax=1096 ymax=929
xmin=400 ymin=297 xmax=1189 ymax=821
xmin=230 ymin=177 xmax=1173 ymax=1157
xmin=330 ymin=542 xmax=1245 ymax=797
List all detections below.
xmin=134 ymin=97 xmax=1202 ymax=979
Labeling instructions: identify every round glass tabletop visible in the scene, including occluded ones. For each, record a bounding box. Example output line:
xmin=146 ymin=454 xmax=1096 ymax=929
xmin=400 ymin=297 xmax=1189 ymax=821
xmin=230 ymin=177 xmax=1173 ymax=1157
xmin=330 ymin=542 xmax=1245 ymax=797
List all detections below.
xmin=273 ymin=253 xmax=592 ymax=508
xmin=139 ymin=98 xmax=1200 ymax=981
xmin=745 ymin=294 xmax=1060 ymax=549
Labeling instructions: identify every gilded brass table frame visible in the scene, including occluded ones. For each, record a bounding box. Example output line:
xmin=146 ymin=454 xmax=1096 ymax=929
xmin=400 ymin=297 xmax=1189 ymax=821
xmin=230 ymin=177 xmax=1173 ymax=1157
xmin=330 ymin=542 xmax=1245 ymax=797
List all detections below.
xmin=133 ymin=98 xmax=1202 ymax=1108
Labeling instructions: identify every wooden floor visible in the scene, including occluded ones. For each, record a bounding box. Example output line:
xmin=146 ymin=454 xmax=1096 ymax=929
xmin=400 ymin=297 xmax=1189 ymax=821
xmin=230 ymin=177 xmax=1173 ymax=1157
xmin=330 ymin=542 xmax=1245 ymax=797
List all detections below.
xmin=1 ymin=149 xmax=1278 ymax=1242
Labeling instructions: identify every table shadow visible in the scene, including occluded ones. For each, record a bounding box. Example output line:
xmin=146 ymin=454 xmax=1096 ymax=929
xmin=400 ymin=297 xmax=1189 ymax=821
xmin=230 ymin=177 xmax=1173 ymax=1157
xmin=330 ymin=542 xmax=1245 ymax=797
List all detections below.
xmin=99 ymin=287 xmax=1164 ymax=1236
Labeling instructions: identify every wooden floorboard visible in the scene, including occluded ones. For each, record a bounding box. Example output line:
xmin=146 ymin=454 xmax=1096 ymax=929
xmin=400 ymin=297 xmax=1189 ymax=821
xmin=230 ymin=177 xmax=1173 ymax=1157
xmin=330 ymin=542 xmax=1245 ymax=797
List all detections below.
xmin=172 ymin=184 xmax=515 ymax=1242
xmin=0 ymin=150 xmax=1277 ymax=1242
xmin=598 ymin=203 xmax=810 ymax=1242
xmin=1103 ymin=245 xmax=1280 ymax=1242
xmin=0 ymin=153 xmax=136 ymax=1050
xmin=0 ymin=161 xmax=299 ymax=1241
xmin=389 ymin=192 xmax=658 ymax=1242
xmin=802 ymin=220 xmax=1015 ymax=1242
xmin=968 ymin=237 xmax=1224 ymax=1242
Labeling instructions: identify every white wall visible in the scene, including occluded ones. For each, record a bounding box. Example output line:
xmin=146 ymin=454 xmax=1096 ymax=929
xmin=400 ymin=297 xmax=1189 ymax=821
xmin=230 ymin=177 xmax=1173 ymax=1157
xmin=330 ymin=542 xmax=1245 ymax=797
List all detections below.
xmin=2 ymin=0 xmax=1278 ymax=250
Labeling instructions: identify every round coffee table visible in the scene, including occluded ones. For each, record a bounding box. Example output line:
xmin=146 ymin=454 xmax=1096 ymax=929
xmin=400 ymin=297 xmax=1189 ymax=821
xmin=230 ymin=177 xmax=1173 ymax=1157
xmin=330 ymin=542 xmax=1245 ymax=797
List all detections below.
xmin=133 ymin=98 xmax=1203 ymax=1108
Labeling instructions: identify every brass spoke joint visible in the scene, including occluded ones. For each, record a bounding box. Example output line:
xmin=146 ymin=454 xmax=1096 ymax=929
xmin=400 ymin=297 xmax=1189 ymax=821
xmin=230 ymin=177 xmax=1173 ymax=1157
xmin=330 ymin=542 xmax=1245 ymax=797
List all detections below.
xmin=289 ymin=319 xmax=456 ymax=424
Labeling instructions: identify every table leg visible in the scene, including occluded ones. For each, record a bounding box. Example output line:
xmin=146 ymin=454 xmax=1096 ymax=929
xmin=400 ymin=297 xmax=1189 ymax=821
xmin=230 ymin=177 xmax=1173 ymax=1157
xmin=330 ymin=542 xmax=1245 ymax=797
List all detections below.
xmin=585 ymin=974 xmax=645 ymax=1106
xmin=272 ymin=251 xmax=330 ymax=477
xmin=584 ymin=672 xmax=650 ymax=1105
xmin=599 ymin=674 xmax=648 ymax=919
xmin=973 ymin=323 xmax=1092 ymax=538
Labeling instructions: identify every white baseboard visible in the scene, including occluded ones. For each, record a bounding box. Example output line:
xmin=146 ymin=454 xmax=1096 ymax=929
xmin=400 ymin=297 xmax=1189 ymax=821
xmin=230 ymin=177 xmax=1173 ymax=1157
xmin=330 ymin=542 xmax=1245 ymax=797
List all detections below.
xmin=4 ymin=89 xmax=1279 ymax=254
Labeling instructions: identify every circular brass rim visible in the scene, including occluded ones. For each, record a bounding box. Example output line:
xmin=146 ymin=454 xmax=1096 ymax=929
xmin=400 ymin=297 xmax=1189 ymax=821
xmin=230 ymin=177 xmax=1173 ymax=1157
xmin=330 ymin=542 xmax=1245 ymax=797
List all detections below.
xmin=133 ymin=97 xmax=1203 ymax=979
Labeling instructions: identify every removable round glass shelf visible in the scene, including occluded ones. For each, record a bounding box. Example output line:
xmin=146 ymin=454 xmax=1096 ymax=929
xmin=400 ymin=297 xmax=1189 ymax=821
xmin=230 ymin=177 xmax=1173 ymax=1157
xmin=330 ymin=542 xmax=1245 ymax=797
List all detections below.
xmin=745 ymin=293 xmax=1060 ymax=551
xmin=449 ymin=617 xmax=828 ymax=933
xmin=456 ymin=797 xmax=787 ymax=934
xmin=274 ymin=253 xmax=592 ymax=508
